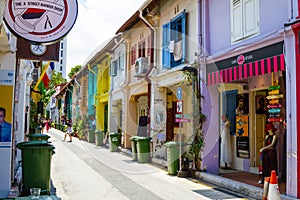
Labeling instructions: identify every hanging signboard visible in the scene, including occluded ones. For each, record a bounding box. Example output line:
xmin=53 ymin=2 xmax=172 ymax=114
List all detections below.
xmin=16 ymin=37 xmax=60 ymax=61
xmin=4 ymin=0 xmax=78 ymax=44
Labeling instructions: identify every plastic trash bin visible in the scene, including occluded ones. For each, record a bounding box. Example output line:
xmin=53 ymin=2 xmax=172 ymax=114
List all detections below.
xmin=95 ymin=130 xmax=104 ymax=146
xmin=88 ymin=129 xmax=95 ymax=143
xmin=109 ymin=132 xmax=120 ymax=152
xmin=25 ymin=134 xmax=50 ymax=142
xmin=165 ymin=142 xmax=179 ymax=175
xmin=16 ymin=140 xmax=55 ymax=196
xmin=130 ymin=136 xmax=139 ymax=161
xmin=136 ymin=137 xmax=151 ymax=163
xmin=35 ymin=126 xmax=41 ymax=134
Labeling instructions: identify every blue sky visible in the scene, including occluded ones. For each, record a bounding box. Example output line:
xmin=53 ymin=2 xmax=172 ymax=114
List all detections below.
xmin=66 ymin=0 xmax=145 ymax=73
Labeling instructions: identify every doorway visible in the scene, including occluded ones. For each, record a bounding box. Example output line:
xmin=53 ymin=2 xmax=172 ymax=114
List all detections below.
xmin=253 ymin=90 xmax=268 ymax=168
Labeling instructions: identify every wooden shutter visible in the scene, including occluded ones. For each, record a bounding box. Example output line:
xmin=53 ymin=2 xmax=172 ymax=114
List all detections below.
xmin=222 ymin=90 xmax=238 ymax=135
xmin=110 ymin=60 xmax=117 ymax=76
xmin=162 ymin=22 xmax=170 ymax=69
xmin=244 ymin=0 xmax=259 ymax=37
xmin=231 ymin=0 xmax=243 ymax=42
xmin=131 ymin=45 xmax=137 ymax=65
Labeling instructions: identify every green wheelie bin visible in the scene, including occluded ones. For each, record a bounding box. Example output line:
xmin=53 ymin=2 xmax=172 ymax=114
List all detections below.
xmin=136 ymin=137 xmax=151 ymax=163
xmin=130 ymin=136 xmax=139 ymax=161
xmin=95 ymin=130 xmax=104 ymax=146
xmin=165 ymin=142 xmax=179 ymax=175
xmin=16 ymin=140 xmax=55 ymax=196
xmin=88 ymin=129 xmax=95 ymax=143
xmin=109 ymin=132 xmax=120 ymax=152
xmin=25 ymin=133 xmax=50 ymax=142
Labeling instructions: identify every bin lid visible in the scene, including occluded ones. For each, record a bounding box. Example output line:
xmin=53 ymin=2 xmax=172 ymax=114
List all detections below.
xmin=95 ymin=130 xmax=103 ymax=133
xmin=135 ymin=136 xmax=151 ymax=141
xmin=129 ymin=136 xmax=140 ymax=141
xmin=109 ymin=132 xmax=120 ymax=136
xmin=16 ymin=140 xmax=55 ymax=150
xmin=25 ymin=134 xmax=50 ymax=139
xmin=164 ymin=141 xmax=179 ymax=147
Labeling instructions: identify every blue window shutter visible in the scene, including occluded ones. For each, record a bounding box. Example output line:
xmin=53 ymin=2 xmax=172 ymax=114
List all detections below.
xmin=222 ymin=90 xmax=238 ymax=135
xmin=170 ymin=10 xmax=186 ymax=67
xmin=181 ymin=10 xmax=186 ymax=64
xmin=162 ymin=22 xmax=170 ymax=69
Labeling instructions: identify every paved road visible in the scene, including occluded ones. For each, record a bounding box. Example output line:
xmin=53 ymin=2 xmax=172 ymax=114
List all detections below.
xmin=48 ymin=128 xmax=251 ymax=200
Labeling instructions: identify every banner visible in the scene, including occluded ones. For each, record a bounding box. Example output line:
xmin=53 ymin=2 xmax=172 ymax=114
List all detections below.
xmin=0 ymin=70 xmax=14 ymax=198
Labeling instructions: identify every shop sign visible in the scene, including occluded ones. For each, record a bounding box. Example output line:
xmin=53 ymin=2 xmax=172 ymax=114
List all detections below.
xmin=236 ymin=137 xmax=250 ymax=158
xmin=175 ymin=118 xmax=190 ymax=123
xmin=176 ymin=100 xmax=182 ymax=113
xmin=4 ymin=0 xmax=78 ymax=44
xmin=175 ymin=114 xmax=191 ymax=119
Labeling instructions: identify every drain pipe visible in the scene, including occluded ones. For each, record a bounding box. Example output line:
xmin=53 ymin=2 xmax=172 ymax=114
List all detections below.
xmin=138 ymin=8 xmax=156 ymax=137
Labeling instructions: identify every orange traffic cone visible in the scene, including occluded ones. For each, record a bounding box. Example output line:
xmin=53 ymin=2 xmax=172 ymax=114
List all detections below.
xmin=262 ymin=177 xmax=270 ymax=200
xmin=267 ymin=170 xmax=280 ymax=200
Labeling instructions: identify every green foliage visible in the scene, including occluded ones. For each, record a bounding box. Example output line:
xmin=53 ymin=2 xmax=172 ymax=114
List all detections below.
xmin=40 ymin=70 xmax=67 ymax=111
xmin=29 ymin=100 xmax=39 ymax=130
xmin=68 ymin=65 xmax=82 ymax=79
xmin=74 ymin=115 xmax=89 ymax=139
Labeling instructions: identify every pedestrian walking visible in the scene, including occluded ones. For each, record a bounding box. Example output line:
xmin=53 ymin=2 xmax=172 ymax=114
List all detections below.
xmin=63 ymin=119 xmax=73 ymax=142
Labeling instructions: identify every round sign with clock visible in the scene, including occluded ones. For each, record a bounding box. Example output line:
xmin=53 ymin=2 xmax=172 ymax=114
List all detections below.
xmin=30 ymin=44 xmax=47 ymax=56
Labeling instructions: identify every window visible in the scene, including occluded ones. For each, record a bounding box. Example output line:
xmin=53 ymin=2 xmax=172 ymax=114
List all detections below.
xmin=231 ymin=0 xmax=259 ymax=42
xmin=119 ymin=52 xmax=125 ymax=70
xmin=110 ymin=60 xmax=118 ymax=76
xmin=138 ymin=40 xmax=146 ymax=58
xmin=162 ymin=10 xmax=186 ymax=68
xmin=131 ymin=45 xmax=137 ymax=65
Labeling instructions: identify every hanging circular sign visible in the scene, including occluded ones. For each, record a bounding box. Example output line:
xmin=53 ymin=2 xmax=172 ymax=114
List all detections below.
xmin=4 ymin=0 xmax=78 ymax=44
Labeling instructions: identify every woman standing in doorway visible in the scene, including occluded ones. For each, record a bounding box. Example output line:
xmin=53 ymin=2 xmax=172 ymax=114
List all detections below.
xmin=220 ymin=115 xmax=231 ymax=169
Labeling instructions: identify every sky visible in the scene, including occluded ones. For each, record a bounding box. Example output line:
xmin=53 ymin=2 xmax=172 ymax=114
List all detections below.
xmin=66 ymin=0 xmax=146 ymax=74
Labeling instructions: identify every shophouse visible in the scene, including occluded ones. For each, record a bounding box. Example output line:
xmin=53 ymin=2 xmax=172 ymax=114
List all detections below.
xmin=116 ymin=10 xmax=154 ymax=148
xmin=201 ymin=0 xmax=297 ymax=197
xmin=109 ymin=34 xmax=127 ymax=141
xmin=128 ymin=0 xmax=199 ymax=160
xmin=82 ymin=38 xmax=117 ymax=135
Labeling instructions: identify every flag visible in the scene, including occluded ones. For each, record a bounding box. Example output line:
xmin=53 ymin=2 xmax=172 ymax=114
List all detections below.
xmin=31 ymin=62 xmax=55 ymax=103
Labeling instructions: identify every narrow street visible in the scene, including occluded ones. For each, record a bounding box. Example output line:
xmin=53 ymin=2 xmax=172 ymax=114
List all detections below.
xmin=48 ymin=128 xmax=253 ymax=200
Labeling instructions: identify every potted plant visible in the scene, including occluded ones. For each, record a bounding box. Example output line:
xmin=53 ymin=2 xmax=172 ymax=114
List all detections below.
xmin=77 ymin=119 xmax=85 ymax=140
xmin=181 ymin=63 xmax=206 ymax=171
xmin=72 ymin=120 xmax=78 ymax=137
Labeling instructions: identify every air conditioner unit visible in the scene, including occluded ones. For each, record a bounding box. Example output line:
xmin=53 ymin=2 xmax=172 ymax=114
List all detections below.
xmin=135 ymin=57 xmax=149 ymax=75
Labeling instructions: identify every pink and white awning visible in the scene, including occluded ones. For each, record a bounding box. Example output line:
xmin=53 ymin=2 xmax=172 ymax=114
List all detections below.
xmin=207 ymin=54 xmax=285 ymax=86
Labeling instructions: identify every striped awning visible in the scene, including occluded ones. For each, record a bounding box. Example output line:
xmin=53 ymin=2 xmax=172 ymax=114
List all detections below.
xmin=207 ymin=54 xmax=285 ymax=86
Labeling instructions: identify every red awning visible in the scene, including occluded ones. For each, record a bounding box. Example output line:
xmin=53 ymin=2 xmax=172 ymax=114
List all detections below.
xmin=207 ymin=54 xmax=285 ymax=86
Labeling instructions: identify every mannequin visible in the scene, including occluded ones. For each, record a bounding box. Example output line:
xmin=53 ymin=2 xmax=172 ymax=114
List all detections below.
xmin=258 ymin=123 xmax=278 ymax=184
xmin=220 ymin=115 xmax=231 ymax=169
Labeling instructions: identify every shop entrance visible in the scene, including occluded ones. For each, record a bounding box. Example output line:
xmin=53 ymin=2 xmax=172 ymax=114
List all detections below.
xmin=253 ymin=90 xmax=268 ymax=168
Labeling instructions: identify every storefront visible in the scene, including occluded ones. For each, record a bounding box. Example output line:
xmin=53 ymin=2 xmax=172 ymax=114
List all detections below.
xmin=205 ymin=42 xmax=286 ymax=183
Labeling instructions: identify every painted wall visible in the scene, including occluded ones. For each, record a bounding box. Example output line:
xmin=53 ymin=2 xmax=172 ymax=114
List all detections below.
xmin=207 ymin=0 xmax=290 ymax=55
xmin=110 ymin=42 xmax=126 ymax=133
xmin=284 ymin=29 xmax=298 ymax=197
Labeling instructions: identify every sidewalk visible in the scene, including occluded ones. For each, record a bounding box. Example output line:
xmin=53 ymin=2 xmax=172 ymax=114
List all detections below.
xmin=117 ymin=144 xmax=297 ymax=200
xmin=51 ymin=128 xmax=297 ymax=200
